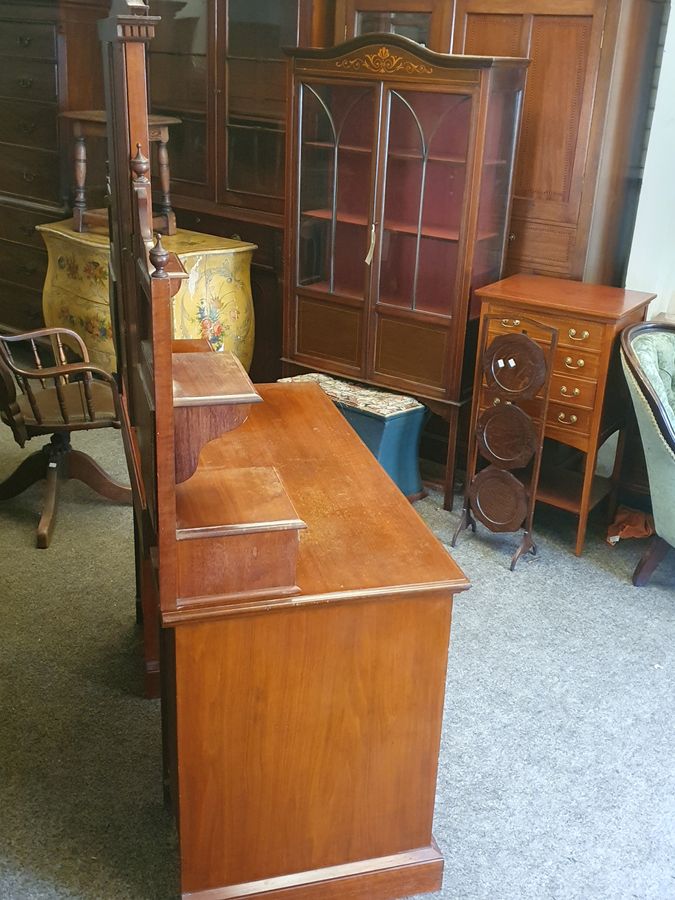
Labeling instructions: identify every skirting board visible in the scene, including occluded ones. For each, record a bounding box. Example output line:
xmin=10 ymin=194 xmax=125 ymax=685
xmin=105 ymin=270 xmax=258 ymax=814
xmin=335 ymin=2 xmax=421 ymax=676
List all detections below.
xmin=182 ymin=841 xmax=444 ymax=900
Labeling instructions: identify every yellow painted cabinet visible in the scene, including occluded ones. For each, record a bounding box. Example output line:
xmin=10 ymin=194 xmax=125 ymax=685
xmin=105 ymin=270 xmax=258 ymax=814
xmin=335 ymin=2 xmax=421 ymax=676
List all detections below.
xmin=37 ymin=220 xmax=256 ymax=372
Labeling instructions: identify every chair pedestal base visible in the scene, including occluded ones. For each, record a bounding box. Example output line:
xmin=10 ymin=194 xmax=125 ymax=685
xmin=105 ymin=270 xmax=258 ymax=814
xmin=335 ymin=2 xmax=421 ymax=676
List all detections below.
xmin=0 ymin=433 xmax=132 ymax=548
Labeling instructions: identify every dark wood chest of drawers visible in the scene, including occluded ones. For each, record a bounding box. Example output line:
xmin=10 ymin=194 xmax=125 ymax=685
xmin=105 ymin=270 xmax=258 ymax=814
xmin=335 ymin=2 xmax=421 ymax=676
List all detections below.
xmin=0 ymin=0 xmax=104 ymax=334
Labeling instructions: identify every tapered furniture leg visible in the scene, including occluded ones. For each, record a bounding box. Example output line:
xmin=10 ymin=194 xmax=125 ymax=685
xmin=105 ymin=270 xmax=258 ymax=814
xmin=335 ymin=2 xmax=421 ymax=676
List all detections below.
xmin=37 ymin=453 xmax=66 ymax=548
xmin=632 ymin=535 xmax=671 ymax=586
xmin=68 ymin=449 xmax=133 ymax=503
xmin=0 ymin=450 xmax=48 ymax=499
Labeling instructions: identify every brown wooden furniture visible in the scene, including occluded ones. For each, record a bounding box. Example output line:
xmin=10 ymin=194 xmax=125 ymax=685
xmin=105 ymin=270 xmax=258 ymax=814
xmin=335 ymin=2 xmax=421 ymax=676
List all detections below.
xmin=452 ymin=0 xmax=666 ymax=285
xmin=334 ymin=0 xmax=453 ymax=46
xmin=453 ymin=315 xmax=557 ymax=569
xmin=283 ymin=35 xmax=528 ymax=509
xmin=145 ymin=0 xmax=335 ymax=383
xmin=476 ymin=274 xmax=655 ymax=555
xmin=61 ymin=110 xmax=180 ymax=234
xmin=100 ymin=3 xmax=469 ymax=898
xmin=0 ymin=0 xmax=107 ymax=335
xmin=0 ymin=325 xmax=131 ymax=547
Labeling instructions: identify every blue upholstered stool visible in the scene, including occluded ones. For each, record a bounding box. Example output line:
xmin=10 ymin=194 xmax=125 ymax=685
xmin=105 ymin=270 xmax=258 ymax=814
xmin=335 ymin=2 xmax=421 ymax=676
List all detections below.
xmin=279 ymin=374 xmax=427 ymax=500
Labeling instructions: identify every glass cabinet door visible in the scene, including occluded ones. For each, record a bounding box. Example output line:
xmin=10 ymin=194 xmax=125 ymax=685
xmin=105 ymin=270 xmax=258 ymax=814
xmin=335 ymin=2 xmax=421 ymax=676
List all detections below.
xmin=221 ymin=0 xmax=300 ymax=210
xmin=148 ymin=0 xmax=210 ymax=196
xmin=297 ymin=82 xmax=377 ymax=298
xmin=293 ymin=80 xmax=378 ymax=372
xmin=378 ymin=89 xmax=473 ymax=316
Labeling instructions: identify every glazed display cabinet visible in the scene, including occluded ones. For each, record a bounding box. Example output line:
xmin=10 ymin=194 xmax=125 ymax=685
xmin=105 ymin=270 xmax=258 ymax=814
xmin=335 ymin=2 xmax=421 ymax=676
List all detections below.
xmin=283 ymin=35 xmax=527 ymax=504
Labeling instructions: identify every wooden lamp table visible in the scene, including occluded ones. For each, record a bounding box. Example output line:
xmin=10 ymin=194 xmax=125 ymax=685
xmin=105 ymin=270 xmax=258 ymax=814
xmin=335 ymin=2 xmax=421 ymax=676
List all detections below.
xmin=475 ymin=275 xmax=655 ymax=555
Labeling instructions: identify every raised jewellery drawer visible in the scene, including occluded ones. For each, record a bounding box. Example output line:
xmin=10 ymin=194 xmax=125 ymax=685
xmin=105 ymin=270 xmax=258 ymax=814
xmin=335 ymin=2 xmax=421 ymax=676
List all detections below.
xmin=549 ymin=372 xmax=597 ymax=409
xmin=0 ymin=144 xmax=61 ymax=204
xmin=0 ymin=203 xmax=60 ymax=249
xmin=488 ymin=305 xmax=605 ymax=352
xmin=0 ymin=99 xmax=58 ymax=151
xmin=0 ymin=57 xmax=57 ymax=102
xmin=0 ymin=239 xmax=47 ymax=291
xmin=0 ymin=21 xmax=56 ymax=60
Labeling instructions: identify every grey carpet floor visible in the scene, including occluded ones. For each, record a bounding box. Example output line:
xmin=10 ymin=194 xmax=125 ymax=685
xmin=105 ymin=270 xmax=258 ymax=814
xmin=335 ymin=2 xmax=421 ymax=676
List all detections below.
xmin=0 ymin=426 xmax=673 ymax=900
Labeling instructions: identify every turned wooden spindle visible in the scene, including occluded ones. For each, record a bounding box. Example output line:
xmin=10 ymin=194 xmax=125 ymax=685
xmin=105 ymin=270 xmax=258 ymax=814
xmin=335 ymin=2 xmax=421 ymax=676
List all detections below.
xmin=130 ymin=143 xmax=150 ymax=181
xmin=157 ymin=139 xmax=172 ymax=218
xmin=150 ymin=233 xmax=170 ymax=278
xmin=73 ymin=135 xmax=88 ymax=227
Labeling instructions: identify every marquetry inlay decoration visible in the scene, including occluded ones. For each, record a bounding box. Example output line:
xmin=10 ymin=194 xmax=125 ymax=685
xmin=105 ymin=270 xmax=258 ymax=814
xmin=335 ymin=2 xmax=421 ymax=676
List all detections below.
xmin=336 ymin=46 xmax=433 ymax=75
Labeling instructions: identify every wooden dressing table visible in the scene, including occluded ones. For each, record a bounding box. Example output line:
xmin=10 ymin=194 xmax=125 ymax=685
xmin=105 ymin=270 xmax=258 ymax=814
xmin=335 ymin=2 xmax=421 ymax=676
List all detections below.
xmin=476 ymin=275 xmax=655 ymax=554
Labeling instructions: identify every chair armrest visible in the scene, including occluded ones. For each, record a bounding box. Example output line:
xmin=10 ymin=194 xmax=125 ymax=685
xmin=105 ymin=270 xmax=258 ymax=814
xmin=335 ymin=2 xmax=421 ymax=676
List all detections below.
xmin=1 ymin=327 xmax=90 ymax=363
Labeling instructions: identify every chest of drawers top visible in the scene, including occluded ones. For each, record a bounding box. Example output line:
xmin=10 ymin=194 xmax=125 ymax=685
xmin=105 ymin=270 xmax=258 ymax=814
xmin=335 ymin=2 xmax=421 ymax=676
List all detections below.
xmin=476 ymin=275 xmax=655 ymax=325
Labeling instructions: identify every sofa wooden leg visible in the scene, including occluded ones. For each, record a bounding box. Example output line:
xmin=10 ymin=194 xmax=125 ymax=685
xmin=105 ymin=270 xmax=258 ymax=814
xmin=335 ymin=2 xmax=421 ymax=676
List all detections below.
xmin=632 ymin=535 xmax=671 ymax=586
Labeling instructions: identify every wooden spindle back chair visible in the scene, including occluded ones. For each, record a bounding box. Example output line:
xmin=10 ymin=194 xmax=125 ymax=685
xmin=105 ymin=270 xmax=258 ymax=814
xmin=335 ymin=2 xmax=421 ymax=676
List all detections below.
xmin=0 ymin=326 xmax=131 ymax=547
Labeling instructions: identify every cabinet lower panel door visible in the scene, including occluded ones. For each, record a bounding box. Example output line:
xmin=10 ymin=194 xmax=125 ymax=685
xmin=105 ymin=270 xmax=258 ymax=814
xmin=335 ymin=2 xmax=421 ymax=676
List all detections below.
xmin=373 ymin=314 xmax=448 ymax=390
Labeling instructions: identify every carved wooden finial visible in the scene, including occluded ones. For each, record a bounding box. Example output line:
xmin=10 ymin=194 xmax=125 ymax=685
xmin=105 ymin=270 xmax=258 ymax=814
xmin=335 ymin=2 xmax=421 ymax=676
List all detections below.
xmin=150 ymin=233 xmax=169 ymax=278
xmin=130 ymin=143 xmax=150 ymax=180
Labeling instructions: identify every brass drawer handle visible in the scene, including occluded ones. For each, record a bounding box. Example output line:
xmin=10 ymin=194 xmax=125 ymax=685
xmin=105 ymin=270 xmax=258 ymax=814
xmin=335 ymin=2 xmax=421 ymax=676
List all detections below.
xmin=557 ymin=412 xmax=578 ymax=425
xmin=22 ymin=171 xmax=36 ymax=183
xmin=17 ymin=77 xmax=33 ymax=89
xmin=17 ymin=35 xmax=33 ymax=48
xmin=560 ymin=385 xmax=580 ymax=397
xmin=564 ymin=356 xmax=585 ymax=369
xmin=501 ymin=318 xmax=520 ymax=328
xmin=19 ymin=120 xmax=37 ymax=135
xmin=568 ymin=328 xmax=590 ymax=342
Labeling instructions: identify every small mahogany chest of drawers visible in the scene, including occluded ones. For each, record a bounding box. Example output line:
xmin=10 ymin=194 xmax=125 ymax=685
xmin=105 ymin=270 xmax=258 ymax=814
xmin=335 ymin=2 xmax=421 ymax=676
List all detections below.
xmin=476 ymin=275 xmax=655 ymax=555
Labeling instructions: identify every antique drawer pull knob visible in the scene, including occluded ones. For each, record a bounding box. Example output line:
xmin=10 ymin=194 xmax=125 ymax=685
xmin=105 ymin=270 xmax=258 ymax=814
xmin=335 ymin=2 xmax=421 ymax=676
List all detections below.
xmin=19 ymin=121 xmax=37 ymax=135
xmin=17 ymin=78 xmax=33 ymax=89
xmin=564 ymin=356 xmax=584 ymax=369
xmin=17 ymin=35 xmax=32 ymax=47
xmin=560 ymin=385 xmax=580 ymax=397
xmin=508 ymin=232 xmax=516 ymax=242
xmin=22 ymin=171 xmax=36 ymax=183
xmin=501 ymin=318 xmax=520 ymax=327
xmin=557 ymin=412 xmax=578 ymax=425
xmin=493 ymin=397 xmax=501 ymax=405
xmin=568 ymin=328 xmax=590 ymax=342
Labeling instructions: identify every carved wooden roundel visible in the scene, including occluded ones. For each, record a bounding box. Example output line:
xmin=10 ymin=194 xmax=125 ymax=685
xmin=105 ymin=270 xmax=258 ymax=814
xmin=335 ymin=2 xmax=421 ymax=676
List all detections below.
xmin=475 ymin=403 xmax=537 ymax=469
xmin=468 ymin=466 xmax=528 ymax=533
xmin=482 ymin=333 xmax=547 ymax=399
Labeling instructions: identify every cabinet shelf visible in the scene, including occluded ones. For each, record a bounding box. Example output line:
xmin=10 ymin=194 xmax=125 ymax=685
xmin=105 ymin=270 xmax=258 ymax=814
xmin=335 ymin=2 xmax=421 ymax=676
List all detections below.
xmin=303 ymin=140 xmax=468 ymax=164
xmin=302 ymin=208 xmax=497 ymax=242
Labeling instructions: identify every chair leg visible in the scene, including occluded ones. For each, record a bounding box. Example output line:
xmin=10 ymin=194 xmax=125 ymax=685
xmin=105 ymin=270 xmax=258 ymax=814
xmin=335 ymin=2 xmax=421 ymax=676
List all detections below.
xmin=68 ymin=449 xmax=132 ymax=504
xmin=0 ymin=448 xmax=49 ymax=500
xmin=36 ymin=452 xmax=66 ymax=549
xmin=632 ymin=535 xmax=671 ymax=586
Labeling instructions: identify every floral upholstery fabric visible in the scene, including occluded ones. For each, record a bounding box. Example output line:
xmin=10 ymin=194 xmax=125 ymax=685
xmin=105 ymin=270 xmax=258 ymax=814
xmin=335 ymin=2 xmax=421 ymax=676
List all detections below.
xmin=631 ymin=332 xmax=675 ymax=429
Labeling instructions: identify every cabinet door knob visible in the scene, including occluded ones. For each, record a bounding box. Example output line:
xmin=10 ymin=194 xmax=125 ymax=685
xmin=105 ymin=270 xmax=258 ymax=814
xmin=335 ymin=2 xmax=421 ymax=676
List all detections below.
xmin=17 ymin=78 xmax=33 ymax=89
xmin=22 ymin=171 xmax=36 ymax=183
xmin=501 ymin=318 xmax=520 ymax=328
xmin=17 ymin=35 xmax=32 ymax=48
xmin=564 ymin=356 xmax=585 ymax=369
xmin=508 ymin=232 xmax=516 ymax=242
xmin=568 ymin=328 xmax=590 ymax=342
xmin=19 ymin=120 xmax=37 ymax=135
xmin=557 ymin=412 xmax=578 ymax=425
xmin=560 ymin=385 xmax=580 ymax=397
